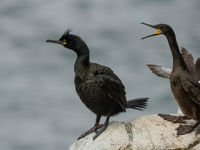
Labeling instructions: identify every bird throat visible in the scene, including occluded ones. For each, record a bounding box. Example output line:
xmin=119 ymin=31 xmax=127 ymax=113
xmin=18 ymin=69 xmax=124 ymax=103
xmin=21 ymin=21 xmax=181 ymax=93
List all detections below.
xmin=166 ymin=34 xmax=186 ymax=70
xmin=74 ymin=54 xmax=90 ymax=73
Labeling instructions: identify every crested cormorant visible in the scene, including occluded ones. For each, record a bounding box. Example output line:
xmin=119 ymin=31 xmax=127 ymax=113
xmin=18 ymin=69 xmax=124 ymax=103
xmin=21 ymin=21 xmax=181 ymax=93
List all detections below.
xmin=141 ymin=23 xmax=200 ymax=135
xmin=46 ymin=30 xmax=148 ymax=140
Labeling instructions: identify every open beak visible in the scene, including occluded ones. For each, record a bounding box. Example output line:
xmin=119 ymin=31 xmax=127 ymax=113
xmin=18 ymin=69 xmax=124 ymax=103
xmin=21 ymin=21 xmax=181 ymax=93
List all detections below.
xmin=46 ymin=40 xmax=67 ymax=45
xmin=141 ymin=22 xmax=162 ymax=40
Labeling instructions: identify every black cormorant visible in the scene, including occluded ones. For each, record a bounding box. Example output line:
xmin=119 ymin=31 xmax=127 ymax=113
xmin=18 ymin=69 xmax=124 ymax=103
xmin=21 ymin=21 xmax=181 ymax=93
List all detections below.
xmin=141 ymin=23 xmax=200 ymax=135
xmin=46 ymin=30 xmax=148 ymax=140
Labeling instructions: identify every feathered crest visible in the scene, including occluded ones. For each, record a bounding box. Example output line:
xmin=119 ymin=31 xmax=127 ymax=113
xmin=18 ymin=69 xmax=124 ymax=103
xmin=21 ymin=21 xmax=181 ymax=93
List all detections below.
xmin=63 ymin=29 xmax=72 ymax=36
xmin=59 ymin=29 xmax=72 ymax=41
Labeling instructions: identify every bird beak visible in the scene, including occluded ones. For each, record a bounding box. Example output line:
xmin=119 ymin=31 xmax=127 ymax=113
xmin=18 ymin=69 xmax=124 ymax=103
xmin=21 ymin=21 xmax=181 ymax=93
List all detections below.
xmin=141 ymin=22 xmax=162 ymax=40
xmin=46 ymin=40 xmax=67 ymax=45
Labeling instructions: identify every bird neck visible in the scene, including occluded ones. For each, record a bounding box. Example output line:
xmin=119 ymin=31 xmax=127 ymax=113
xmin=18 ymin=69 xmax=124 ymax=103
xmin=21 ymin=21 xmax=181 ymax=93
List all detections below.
xmin=74 ymin=45 xmax=90 ymax=72
xmin=166 ymin=33 xmax=186 ymax=70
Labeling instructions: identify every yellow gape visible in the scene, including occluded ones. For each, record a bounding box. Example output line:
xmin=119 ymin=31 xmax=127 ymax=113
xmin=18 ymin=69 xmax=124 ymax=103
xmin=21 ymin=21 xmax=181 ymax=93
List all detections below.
xmin=63 ymin=42 xmax=67 ymax=45
xmin=154 ymin=29 xmax=162 ymax=35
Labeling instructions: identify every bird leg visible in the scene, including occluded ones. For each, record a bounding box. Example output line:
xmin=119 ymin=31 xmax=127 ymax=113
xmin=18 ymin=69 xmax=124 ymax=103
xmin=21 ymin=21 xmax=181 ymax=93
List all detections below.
xmin=158 ymin=114 xmax=189 ymax=124
xmin=94 ymin=115 xmax=103 ymax=133
xmin=77 ymin=115 xmax=103 ymax=140
xmin=176 ymin=120 xmax=200 ymax=135
xmin=93 ymin=115 xmax=110 ymax=140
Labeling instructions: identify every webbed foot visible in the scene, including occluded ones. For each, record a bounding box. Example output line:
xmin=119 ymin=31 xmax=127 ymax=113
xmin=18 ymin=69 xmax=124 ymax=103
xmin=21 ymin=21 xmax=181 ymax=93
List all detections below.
xmin=176 ymin=124 xmax=194 ymax=135
xmin=77 ymin=124 xmax=103 ymax=140
xmin=158 ymin=114 xmax=189 ymax=124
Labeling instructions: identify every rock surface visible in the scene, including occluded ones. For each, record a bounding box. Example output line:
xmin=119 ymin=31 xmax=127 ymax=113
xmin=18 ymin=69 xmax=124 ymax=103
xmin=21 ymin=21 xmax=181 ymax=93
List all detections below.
xmin=68 ymin=114 xmax=200 ymax=150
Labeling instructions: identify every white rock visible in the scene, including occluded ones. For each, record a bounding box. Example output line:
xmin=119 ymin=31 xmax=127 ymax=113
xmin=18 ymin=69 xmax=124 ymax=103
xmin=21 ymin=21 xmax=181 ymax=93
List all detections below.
xmin=68 ymin=114 xmax=200 ymax=150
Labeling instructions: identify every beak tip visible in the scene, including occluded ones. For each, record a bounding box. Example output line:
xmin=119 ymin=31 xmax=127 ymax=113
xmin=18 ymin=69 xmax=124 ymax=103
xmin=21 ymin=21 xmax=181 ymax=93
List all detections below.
xmin=46 ymin=40 xmax=51 ymax=43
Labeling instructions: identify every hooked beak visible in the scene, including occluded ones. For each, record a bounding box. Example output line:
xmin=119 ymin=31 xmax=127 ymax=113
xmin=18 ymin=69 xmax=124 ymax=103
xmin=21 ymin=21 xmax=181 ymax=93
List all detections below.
xmin=46 ymin=40 xmax=67 ymax=45
xmin=141 ymin=22 xmax=162 ymax=40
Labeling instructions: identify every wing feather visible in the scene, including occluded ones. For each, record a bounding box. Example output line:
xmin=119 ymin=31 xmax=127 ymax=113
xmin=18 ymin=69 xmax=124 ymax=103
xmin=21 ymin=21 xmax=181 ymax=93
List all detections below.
xmin=181 ymin=47 xmax=195 ymax=72
xmin=195 ymin=58 xmax=200 ymax=80
xmin=181 ymin=78 xmax=200 ymax=105
xmin=94 ymin=64 xmax=126 ymax=110
xmin=147 ymin=64 xmax=171 ymax=79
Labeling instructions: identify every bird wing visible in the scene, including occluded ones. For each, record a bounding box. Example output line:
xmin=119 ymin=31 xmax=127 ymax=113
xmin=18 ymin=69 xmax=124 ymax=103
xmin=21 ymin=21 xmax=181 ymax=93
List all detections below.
xmin=195 ymin=58 xmax=200 ymax=80
xmin=147 ymin=48 xmax=194 ymax=79
xmin=147 ymin=64 xmax=171 ymax=79
xmin=180 ymin=48 xmax=200 ymax=105
xmin=181 ymin=78 xmax=200 ymax=105
xmin=181 ymin=47 xmax=195 ymax=72
xmin=94 ymin=64 xmax=126 ymax=110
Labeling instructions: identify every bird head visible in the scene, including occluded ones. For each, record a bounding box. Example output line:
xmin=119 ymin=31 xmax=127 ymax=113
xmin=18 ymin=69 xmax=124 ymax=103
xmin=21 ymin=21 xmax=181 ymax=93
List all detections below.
xmin=141 ymin=23 xmax=174 ymax=39
xmin=46 ymin=30 xmax=87 ymax=54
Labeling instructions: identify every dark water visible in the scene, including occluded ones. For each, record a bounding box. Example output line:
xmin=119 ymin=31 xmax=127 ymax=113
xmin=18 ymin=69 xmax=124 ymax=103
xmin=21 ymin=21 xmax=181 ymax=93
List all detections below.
xmin=1 ymin=0 xmax=200 ymax=149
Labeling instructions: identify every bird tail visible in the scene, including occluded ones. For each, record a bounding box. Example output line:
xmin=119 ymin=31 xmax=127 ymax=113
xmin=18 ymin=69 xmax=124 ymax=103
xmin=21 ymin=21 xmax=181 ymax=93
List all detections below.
xmin=126 ymin=97 xmax=148 ymax=111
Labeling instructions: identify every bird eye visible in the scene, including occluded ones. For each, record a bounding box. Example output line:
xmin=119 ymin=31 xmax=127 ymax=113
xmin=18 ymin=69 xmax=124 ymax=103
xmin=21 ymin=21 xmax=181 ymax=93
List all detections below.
xmin=63 ymin=39 xmax=67 ymax=42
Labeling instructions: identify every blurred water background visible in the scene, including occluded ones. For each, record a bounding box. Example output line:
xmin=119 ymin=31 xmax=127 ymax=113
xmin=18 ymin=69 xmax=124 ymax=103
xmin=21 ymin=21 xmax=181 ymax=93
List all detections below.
xmin=1 ymin=0 xmax=200 ymax=149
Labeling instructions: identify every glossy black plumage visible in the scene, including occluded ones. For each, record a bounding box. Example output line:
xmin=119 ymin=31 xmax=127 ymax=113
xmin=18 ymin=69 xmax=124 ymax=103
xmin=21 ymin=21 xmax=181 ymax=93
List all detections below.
xmin=46 ymin=30 xmax=148 ymax=140
xmin=142 ymin=23 xmax=200 ymax=135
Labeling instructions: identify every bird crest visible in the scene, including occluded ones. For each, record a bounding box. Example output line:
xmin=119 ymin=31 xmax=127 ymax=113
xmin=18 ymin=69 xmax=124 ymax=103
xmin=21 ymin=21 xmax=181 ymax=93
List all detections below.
xmin=59 ymin=29 xmax=72 ymax=41
xmin=63 ymin=29 xmax=72 ymax=36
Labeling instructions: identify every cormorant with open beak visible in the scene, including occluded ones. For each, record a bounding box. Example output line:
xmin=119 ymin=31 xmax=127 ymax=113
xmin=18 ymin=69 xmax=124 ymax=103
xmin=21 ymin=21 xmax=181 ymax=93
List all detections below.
xmin=141 ymin=23 xmax=200 ymax=135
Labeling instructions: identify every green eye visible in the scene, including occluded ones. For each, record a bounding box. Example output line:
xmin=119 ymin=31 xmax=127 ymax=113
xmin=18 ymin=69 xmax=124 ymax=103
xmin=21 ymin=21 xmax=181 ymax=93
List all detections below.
xmin=63 ymin=39 xmax=67 ymax=42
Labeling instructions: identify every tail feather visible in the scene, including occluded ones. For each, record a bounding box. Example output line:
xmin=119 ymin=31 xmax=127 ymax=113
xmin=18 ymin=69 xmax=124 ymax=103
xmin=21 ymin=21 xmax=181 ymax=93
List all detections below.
xmin=126 ymin=97 xmax=148 ymax=111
